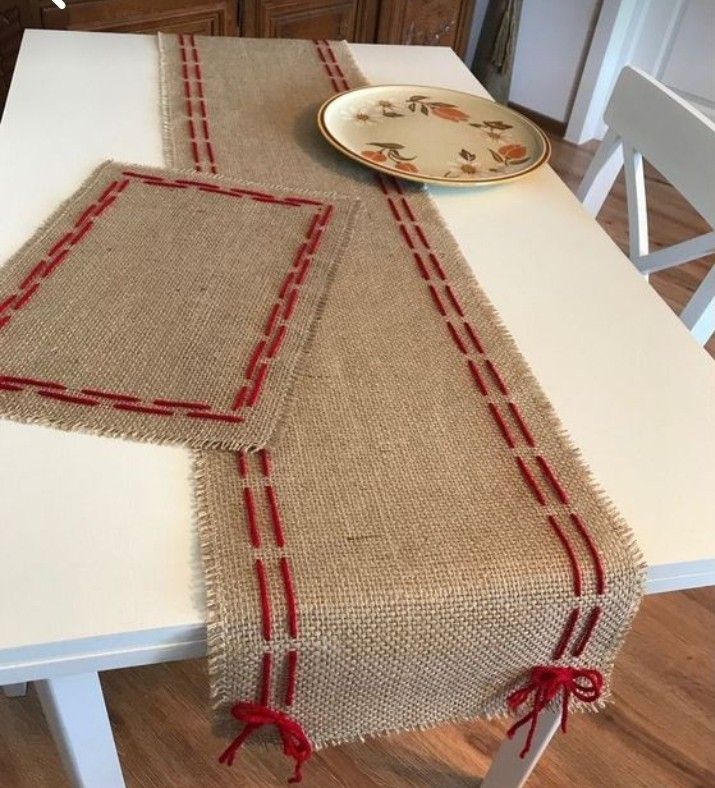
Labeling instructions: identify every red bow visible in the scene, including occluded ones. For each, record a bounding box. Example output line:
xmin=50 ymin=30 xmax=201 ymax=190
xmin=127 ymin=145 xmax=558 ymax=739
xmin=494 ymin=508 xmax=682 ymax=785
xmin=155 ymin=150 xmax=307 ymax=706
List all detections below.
xmin=219 ymin=702 xmax=313 ymax=783
xmin=506 ymin=665 xmax=603 ymax=758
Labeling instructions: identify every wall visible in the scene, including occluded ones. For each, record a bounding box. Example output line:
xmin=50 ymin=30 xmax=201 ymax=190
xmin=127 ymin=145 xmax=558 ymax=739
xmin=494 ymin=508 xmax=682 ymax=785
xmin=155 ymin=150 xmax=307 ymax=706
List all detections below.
xmin=508 ymin=0 xmax=600 ymax=122
xmin=567 ymin=0 xmax=715 ymax=143
xmin=660 ymin=0 xmax=715 ymax=118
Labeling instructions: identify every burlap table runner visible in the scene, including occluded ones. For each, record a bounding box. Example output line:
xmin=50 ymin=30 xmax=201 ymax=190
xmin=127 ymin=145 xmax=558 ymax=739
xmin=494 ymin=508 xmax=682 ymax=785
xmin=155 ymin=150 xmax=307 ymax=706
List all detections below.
xmin=0 ymin=162 xmax=357 ymax=450
xmin=160 ymin=35 xmax=644 ymax=782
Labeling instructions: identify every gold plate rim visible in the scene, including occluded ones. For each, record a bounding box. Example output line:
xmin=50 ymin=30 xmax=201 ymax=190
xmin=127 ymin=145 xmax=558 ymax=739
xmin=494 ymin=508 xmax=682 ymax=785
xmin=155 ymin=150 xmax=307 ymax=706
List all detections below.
xmin=317 ymin=84 xmax=551 ymax=188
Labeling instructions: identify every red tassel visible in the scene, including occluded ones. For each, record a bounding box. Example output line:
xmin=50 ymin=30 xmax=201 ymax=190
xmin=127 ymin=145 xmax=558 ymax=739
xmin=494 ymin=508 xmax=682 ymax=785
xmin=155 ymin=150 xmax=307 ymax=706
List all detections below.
xmin=219 ymin=702 xmax=312 ymax=783
xmin=506 ymin=665 xmax=603 ymax=758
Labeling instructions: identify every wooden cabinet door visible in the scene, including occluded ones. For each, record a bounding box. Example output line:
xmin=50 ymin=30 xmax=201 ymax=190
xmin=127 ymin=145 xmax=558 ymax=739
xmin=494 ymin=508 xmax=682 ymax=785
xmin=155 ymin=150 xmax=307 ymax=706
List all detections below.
xmin=35 ymin=0 xmax=237 ymax=36
xmin=376 ymin=0 xmax=475 ymax=59
xmin=0 ymin=0 xmax=32 ymax=117
xmin=241 ymin=0 xmax=378 ymax=43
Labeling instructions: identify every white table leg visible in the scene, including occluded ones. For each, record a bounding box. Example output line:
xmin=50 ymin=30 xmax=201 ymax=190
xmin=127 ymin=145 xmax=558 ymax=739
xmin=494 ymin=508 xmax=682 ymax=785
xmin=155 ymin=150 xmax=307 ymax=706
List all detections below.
xmin=481 ymin=705 xmax=561 ymax=788
xmin=35 ymin=672 xmax=125 ymax=788
xmin=2 ymin=682 xmax=27 ymax=697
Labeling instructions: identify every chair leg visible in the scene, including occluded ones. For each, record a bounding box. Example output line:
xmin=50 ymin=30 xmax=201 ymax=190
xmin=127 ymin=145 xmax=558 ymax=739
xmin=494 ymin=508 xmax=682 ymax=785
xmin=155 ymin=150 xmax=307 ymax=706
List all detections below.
xmin=2 ymin=682 xmax=28 ymax=697
xmin=623 ymin=144 xmax=649 ymax=262
xmin=576 ymin=128 xmax=623 ymax=218
xmin=481 ymin=704 xmax=561 ymax=788
xmin=681 ymin=264 xmax=715 ymax=345
xmin=35 ymin=672 xmax=125 ymax=788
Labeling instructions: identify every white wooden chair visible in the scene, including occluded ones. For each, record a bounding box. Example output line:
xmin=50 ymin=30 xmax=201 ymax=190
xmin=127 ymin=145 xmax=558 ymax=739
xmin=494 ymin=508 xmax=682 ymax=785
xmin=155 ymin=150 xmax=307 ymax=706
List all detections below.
xmin=577 ymin=66 xmax=715 ymax=345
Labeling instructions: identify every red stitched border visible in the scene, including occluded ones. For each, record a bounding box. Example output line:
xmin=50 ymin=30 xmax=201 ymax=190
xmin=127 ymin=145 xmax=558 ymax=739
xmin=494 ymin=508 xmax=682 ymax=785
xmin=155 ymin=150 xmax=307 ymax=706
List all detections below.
xmin=237 ymin=450 xmax=301 ymax=709
xmin=313 ymin=40 xmax=606 ymax=659
xmin=0 ymin=170 xmax=336 ymax=428
xmin=179 ymin=34 xmax=217 ymax=173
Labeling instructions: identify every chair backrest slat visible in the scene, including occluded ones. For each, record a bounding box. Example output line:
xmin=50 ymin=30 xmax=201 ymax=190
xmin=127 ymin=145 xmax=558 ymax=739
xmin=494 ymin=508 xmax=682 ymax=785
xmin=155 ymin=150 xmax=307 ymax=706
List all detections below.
xmin=604 ymin=66 xmax=715 ymax=228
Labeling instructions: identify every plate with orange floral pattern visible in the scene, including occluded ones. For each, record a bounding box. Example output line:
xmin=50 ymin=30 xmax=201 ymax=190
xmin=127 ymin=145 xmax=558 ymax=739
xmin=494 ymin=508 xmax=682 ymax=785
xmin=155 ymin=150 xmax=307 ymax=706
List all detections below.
xmin=318 ymin=85 xmax=550 ymax=187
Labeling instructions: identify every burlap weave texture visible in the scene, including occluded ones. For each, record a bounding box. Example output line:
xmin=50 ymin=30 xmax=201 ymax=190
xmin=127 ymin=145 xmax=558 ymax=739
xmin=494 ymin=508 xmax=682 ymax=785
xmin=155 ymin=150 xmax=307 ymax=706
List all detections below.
xmin=0 ymin=162 xmax=358 ymax=450
xmin=159 ymin=34 xmax=644 ymax=750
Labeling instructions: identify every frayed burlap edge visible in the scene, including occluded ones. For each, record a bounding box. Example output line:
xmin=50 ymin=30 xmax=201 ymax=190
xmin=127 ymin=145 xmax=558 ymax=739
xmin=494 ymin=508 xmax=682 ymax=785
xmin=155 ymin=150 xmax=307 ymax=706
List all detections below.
xmin=186 ymin=37 xmax=646 ymax=751
xmin=0 ymin=159 xmax=362 ymax=453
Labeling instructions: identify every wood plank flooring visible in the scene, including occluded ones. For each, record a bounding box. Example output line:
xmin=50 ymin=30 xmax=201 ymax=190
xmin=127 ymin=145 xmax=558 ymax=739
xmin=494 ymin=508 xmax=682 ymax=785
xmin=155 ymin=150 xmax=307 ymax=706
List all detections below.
xmin=0 ymin=133 xmax=713 ymax=787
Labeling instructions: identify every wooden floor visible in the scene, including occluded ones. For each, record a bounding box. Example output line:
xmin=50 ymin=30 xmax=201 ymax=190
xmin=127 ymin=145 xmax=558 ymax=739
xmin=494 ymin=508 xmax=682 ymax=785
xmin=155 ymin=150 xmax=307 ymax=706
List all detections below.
xmin=1 ymin=135 xmax=713 ymax=787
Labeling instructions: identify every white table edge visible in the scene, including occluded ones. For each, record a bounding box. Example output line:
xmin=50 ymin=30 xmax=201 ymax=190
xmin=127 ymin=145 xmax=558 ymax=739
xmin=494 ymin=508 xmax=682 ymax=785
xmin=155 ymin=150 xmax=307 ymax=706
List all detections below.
xmin=2 ymin=560 xmax=712 ymax=685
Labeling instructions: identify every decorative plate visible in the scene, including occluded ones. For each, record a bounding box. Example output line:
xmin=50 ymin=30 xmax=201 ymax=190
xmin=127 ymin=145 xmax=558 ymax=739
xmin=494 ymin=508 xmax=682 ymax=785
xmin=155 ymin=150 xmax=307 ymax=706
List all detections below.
xmin=318 ymin=85 xmax=550 ymax=187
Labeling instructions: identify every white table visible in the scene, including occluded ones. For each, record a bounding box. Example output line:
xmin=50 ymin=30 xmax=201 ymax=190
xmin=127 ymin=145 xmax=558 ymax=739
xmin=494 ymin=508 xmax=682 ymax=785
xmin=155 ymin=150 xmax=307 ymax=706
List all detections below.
xmin=0 ymin=30 xmax=713 ymax=788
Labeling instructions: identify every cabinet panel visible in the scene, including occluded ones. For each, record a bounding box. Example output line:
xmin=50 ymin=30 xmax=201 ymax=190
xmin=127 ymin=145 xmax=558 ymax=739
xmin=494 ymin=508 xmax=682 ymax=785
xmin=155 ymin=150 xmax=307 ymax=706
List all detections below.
xmin=376 ymin=0 xmax=475 ymax=58
xmin=242 ymin=0 xmax=378 ymax=42
xmin=37 ymin=0 xmax=237 ymax=35
xmin=0 ymin=1 xmax=25 ymax=117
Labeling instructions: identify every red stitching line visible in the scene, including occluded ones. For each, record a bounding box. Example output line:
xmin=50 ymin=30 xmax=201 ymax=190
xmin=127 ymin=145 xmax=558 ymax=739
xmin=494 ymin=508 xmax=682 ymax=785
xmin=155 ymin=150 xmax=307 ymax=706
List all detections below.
xmin=267 ymin=324 xmax=287 ymax=358
xmin=19 ymin=261 xmax=46 ymax=291
xmin=185 ymin=410 xmax=244 ymax=423
xmin=259 ymin=448 xmax=272 ymax=477
xmin=381 ymin=173 xmax=589 ymax=540
xmin=243 ymin=484 xmax=261 ymax=548
xmin=1 ymin=179 xmax=128 ymax=333
xmin=237 ymin=450 xmax=248 ymax=479
xmin=485 ymin=359 xmax=509 ymax=395
xmin=81 ymin=388 xmax=140 ymax=402
xmin=428 ymin=252 xmax=447 ymax=280
xmin=515 ymin=456 xmax=547 ymax=505
xmin=488 ymin=402 xmax=515 ymax=449
xmin=279 ymin=272 xmax=296 ymax=300
xmin=42 ymin=249 xmax=70 ymax=278
xmin=570 ymin=514 xmax=606 ymax=596
xmin=314 ymin=40 xmax=343 ymax=92
xmin=508 ymin=402 xmax=535 ymax=447
xmin=127 ymin=173 xmax=314 ymax=203
xmin=280 ymin=556 xmax=299 ymax=639
xmin=399 ymin=223 xmax=415 ymax=249
xmin=0 ymin=295 xmax=16 ymax=313
xmin=547 ymin=515 xmax=582 ymax=597
xmin=1 ymin=375 xmax=65 ymax=389
xmin=537 ymin=456 xmax=570 ymax=505
xmin=282 ymin=288 xmax=299 ymax=321
xmin=321 ymin=40 xmax=349 ymax=91
xmin=428 ymin=284 xmax=446 ymax=316
xmin=38 ymin=389 xmax=99 ymax=406
xmin=179 ymin=34 xmax=202 ymax=171
xmin=553 ymin=608 xmax=580 ymax=660
xmin=247 ymin=364 xmax=268 ymax=407
xmin=446 ymin=321 xmax=467 ymax=354
xmin=255 ymin=558 xmax=272 ymax=641
xmin=245 ymin=340 xmax=267 ymax=380
xmin=444 ymin=284 xmax=465 ymax=317
xmin=153 ymin=398 xmax=211 ymax=410
xmin=48 ymin=232 xmax=74 ymax=257
xmin=467 ymin=359 xmax=488 ymax=395
xmin=13 ymin=283 xmax=39 ymax=310
xmin=285 ymin=650 xmax=298 ymax=707
xmin=189 ymin=35 xmax=217 ymax=174
xmin=413 ymin=252 xmax=429 ymax=280
xmin=362 ymin=137 xmax=601 ymax=628
xmin=265 ymin=485 xmax=286 ymax=548
xmin=264 ymin=449 xmax=301 ymax=707
xmin=571 ymin=606 xmax=602 ymax=657
xmin=237 ymin=449 xmax=300 ymax=709
xmin=260 ymin=652 xmax=272 ymax=706
xmin=0 ymin=381 xmax=22 ymax=392
xmin=232 ymin=385 xmax=248 ymax=411
xmin=463 ymin=321 xmax=484 ymax=354
xmin=265 ymin=301 xmax=282 ymax=335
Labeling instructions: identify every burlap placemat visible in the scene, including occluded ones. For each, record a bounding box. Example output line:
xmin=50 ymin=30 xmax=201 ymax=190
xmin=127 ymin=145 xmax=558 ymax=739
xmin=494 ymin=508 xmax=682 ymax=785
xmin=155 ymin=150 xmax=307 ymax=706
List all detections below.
xmin=159 ymin=34 xmax=644 ymax=781
xmin=0 ymin=162 xmax=358 ymax=450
